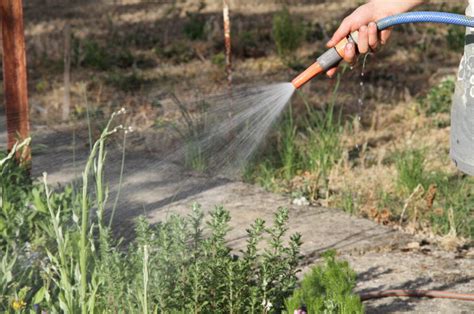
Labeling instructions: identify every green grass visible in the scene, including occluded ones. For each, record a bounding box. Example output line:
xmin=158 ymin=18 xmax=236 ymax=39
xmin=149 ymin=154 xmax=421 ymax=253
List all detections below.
xmin=395 ymin=149 xmax=427 ymax=194
xmin=248 ymin=74 xmax=343 ymax=201
xmin=272 ymin=7 xmax=304 ymax=63
xmin=183 ymin=12 xmax=207 ymax=41
xmin=336 ymin=190 xmax=358 ymax=215
xmin=393 ymin=148 xmax=473 ymax=238
xmin=106 ymin=70 xmax=149 ymax=92
xmin=418 ymin=76 xmax=455 ymax=116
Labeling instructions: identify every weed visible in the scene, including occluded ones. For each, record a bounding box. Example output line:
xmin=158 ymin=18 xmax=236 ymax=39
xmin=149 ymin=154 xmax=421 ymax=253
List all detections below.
xmin=155 ymin=41 xmax=195 ymax=64
xmin=80 ymin=39 xmax=111 ymax=70
xmin=280 ymin=105 xmax=299 ymax=181
xmin=337 ymin=190 xmax=358 ymax=214
xmin=249 ymin=73 xmax=343 ymax=199
xmin=376 ymin=188 xmax=403 ymax=212
xmin=211 ymin=52 xmax=226 ymax=67
xmin=235 ymin=30 xmax=267 ymax=58
xmin=447 ymin=25 xmax=465 ymax=52
xmin=72 ymin=37 xmax=136 ymax=71
xmin=285 ymin=250 xmax=364 ymax=313
xmin=298 ymin=76 xmax=343 ymax=193
xmin=301 ymin=100 xmax=342 ymax=191
xmin=430 ymin=173 xmax=474 ymax=237
xmin=272 ymin=7 xmax=304 ymax=62
xmin=392 ymin=149 xmax=472 ymax=237
xmin=106 ymin=71 xmax=148 ymax=92
xmin=395 ymin=149 xmax=427 ymax=194
xmin=183 ymin=12 xmax=206 ymax=41
xmin=418 ymin=76 xmax=455 ymax=116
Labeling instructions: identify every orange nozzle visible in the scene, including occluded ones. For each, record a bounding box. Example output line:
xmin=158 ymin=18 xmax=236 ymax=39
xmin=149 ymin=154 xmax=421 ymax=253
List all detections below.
xmin=291 ymin=61 xmax=324 ymax=89
xmin=291 ymin=37 xmax=351 ymax=89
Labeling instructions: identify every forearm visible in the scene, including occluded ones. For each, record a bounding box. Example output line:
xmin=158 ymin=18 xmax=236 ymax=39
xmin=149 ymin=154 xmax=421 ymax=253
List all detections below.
xmin=368 ymin=0 xmax=425 ymax=16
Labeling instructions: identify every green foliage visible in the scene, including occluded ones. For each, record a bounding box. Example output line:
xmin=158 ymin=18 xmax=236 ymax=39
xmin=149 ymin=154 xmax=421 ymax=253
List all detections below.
xmin=235 ymin=30 xmax=268 ymax=58
xmin=72 ymin=37 xmax=136 ymax=71
xmin=285 ymin=250 xmax=364 ymax=314
xmin=337 ymin=190 xmax=358 ymax=214
xmin=183 ymin=12 xmax=206 ymax=41
xmin=80 ymin=39 xmax=111 ymax=70
xmin=428 ymin=173 xmax=474 ymax=238
xmin=447 ymin=25 xmax=465 ymax=52
xmin=0 ymin=150 xmax=76 ymax=251
xmin=0 ymin=116 xmax=304 ymax=312
xmin=395 ymin=149 xmax=427 ymax=194
xmin=419 ymin=77 xmax=455 ymax=116
xmin=272 ymin=7 xmax=304 ymax=60
xmin=301 ymin=94 xmax=343 ymax=190
xmin=155 ymin=41 xmax=195 ymax=64
xmin=392 ymin=149 xmax=473 ymax=238
xmin=280 ymin=106 xmax=299 ymax=181
xmin=248 ymin=74 xmax=342 ymax=200
xmin=211 ymin=52 xmax=226 ymax=67
xmin=106 ymin=71 xmax=149 ymax=92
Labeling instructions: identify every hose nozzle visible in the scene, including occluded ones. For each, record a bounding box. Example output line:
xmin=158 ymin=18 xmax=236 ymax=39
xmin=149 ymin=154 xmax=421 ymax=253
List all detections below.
xmin=292 ymin=33 xmax=358 ymax=89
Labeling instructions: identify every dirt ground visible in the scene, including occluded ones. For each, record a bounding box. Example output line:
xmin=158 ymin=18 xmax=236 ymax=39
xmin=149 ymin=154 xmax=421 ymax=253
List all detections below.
xmin=1 ymin=0 xmax=473 ymax=312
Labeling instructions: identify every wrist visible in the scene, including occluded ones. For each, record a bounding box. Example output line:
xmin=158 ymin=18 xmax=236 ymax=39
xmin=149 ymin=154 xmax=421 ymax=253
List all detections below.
xmin=368 ymin=0 xmax=424 ymax=17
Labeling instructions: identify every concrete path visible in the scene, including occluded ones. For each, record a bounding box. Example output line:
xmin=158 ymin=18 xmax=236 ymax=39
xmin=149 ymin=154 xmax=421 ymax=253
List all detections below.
xmin=1 ymin=116 xmax=473 ymax=313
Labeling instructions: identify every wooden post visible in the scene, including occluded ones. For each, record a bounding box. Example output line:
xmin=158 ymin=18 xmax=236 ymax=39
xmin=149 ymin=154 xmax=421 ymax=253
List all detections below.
xmin=1 ymin=0 xmax=30 ymax=162
xmin=223 ymin=0 xmax=232 ymax=90
xmin=62 ymin=23 xmax=71 ymax=121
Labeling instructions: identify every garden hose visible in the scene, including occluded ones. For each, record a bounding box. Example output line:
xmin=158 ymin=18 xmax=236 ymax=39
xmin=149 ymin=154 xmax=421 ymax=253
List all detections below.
xmin=292 ymin=11 xmax=474 ymax=88
xmin=359 ymin=289 xmax=474 ymax=302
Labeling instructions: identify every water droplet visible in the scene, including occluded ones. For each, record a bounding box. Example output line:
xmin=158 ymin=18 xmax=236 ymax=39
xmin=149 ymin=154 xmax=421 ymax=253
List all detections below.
xmin=350 ymin=66 xmax=354 ymax=70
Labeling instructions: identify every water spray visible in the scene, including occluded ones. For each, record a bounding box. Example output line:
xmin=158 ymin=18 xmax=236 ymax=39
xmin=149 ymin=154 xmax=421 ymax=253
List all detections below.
xmin=292 ymin=11 xmax=474 ymax=89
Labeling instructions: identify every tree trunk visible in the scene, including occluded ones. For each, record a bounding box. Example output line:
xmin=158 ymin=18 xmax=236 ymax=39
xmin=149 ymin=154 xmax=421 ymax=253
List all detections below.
xmin=1 ymin=0 xmax=30 ymax=163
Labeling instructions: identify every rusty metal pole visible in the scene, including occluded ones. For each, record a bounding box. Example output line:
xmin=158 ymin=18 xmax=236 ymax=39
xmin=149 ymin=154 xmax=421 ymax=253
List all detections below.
xmin=1 ymin=0 xmax=30 ymax=162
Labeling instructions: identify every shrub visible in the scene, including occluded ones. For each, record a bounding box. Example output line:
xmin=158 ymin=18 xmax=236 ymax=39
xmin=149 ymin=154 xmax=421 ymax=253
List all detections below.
xmin=155 ymin=41 xmax=195 ymax=63
xmin=272 ymin=7 xmax=304 ymax=60
xmin=81 ymin=39 xmax=111 ymax=70
xmin=183 ymin=12 xmax=206 ymax=41
xmin=285 ymin=250 xmax=364 ymax=313
xmin=0 ymin=113 xmax=304 ymax=312
xmin=106 ymin=71 xmax=149 ymax=92
xmin=447 ymin=25 xmax=465 ymax=52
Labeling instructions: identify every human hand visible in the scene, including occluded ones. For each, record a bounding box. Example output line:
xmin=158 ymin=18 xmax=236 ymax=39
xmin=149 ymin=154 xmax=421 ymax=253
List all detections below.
xmin=325 ymin=0 xmax=423 ymax=77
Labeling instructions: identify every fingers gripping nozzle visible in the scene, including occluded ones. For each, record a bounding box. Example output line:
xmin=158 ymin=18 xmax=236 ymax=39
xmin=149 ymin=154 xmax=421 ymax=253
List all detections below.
xmin=291 ymin=32 xmax=359 ymax=89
